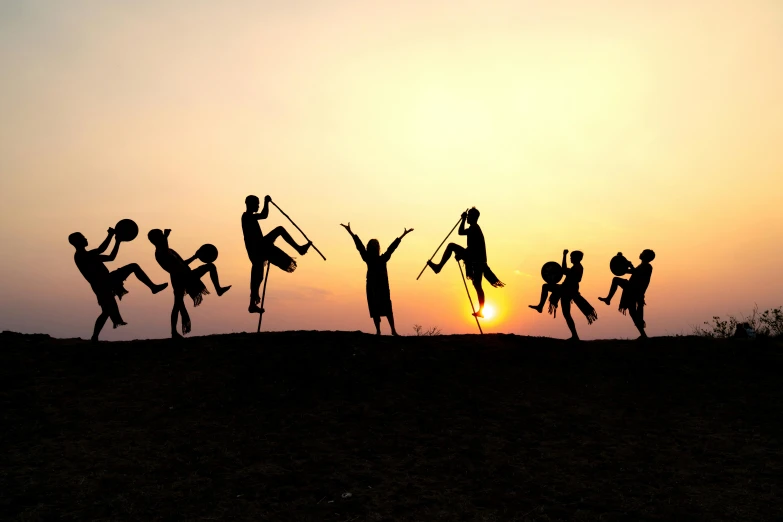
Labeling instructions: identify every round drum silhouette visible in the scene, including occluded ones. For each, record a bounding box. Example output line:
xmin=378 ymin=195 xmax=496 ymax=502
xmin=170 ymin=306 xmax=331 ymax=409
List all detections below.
xmin=114 ymin=219 xmax=139 ymax=242
xmin=541 ymin=261 xmax=564 ymax=285
xmin=196 ymin=244 xmax=218 ymax=263
xmin=610 ymin=252 xmax=632 ymax=276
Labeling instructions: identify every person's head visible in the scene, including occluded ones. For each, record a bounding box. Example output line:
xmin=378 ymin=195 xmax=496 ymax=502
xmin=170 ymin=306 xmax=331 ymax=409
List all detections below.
xmin=147 ymin=229 xmax=165 ymax=247
xmin=68 ymin=232 xmax=87 ymax=249
xmin=467 ymin=207 xmax=480 ymax=224
xmin=640 ymin=249 xmax=656 ymax=263
xmin=570 ymin=250 xmax=584 ymax=263
xmin=245 ymin=195 xmax=260 ymax=213
xmin=366 ymin=239 xmax=381 ymax=257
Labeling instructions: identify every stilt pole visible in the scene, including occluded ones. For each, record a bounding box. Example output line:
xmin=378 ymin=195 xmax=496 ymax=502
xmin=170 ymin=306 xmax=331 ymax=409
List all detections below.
xmin=256 ymin=262 xmax=271 ymax=333
xmin=457 ymin=261 xmax=483 ymax=335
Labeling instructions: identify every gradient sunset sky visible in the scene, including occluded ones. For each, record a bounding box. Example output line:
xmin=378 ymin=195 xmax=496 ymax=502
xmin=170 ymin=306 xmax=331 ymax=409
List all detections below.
xmin=1 ymin=1 xmax=781 ymax=340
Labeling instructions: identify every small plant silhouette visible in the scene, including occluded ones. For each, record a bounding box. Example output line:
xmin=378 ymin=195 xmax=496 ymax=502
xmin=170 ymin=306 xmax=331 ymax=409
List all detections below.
xmin=413 ymin=324 xmax=442 ymax=336
xmin=694 ymin=305 xmax=782 ymax=338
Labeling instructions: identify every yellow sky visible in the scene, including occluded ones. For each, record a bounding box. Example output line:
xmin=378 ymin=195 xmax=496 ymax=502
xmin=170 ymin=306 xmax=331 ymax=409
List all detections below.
xmin=0 ymin=1 xmax=781 ymax=339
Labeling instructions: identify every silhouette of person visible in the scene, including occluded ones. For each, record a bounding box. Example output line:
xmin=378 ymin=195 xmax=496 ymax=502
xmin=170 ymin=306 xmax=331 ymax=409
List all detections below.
xmin=341 ymin=223 xmax=413 ymax=336
xmin=529 ymin=250 xmax=597 ymax=340
xmin=242 ymin=195 xmax=312 ymax=314
xmin=598 ymin=249 xmax=655 ymax=339
xmin=148 ymin=229 xmax=231 ymax=338
xmin=426 ymin=207 xmax=504 ymax=317
xmin=69 ymin=228 xmax=168 ymax=341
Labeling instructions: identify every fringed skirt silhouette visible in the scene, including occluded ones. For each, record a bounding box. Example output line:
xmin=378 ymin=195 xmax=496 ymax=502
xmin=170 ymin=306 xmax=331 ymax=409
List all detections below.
xmin=548 ymin=286 xmax=598 ymax=324
xmin=455 ymin=250 xmax=505 ymax=288
xmin=253 ymin=239 xmax=297 ymax=280
xmin=618 ymin=286 xmax=646 ymax=328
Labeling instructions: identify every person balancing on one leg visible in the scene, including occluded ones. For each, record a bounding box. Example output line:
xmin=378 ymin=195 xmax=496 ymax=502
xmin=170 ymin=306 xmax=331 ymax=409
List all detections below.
xmin=426 ymin=207 xmax=504 ymax=318
xmin=529 ymin=249 xmax=598 ymax=341
xmin=69 ymin=226 xmax=168 ymax=341
xmin=598 ymin=249 xmax=655 ymax=339
xmin=242 ymin=195 xmax=312 ymax=314
xmin=147 ymin=228 xmax=231 ymax=338
xmin=341 ymin=222 xmax=413 ymax=336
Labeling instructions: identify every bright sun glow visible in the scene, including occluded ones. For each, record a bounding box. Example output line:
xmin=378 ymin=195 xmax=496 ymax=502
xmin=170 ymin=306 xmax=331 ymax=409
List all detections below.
xmin=482 ymin=304 xmax=496 ymax=320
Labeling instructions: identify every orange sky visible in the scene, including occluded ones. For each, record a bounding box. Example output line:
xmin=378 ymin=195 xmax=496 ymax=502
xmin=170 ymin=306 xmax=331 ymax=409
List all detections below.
xmin=1 ymin=1 xmax=781 ymax=340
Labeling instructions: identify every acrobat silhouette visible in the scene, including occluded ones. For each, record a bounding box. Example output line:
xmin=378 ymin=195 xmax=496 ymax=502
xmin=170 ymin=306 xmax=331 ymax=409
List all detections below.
xmin=147 ymin=229 xmax=231 ymax=338
xmin=242 ymin=195 xmax=312 ymax=314
xmin=529 ymin=250 xmax=597 ymax=341
xmin=341 ymin=222 xmax=413 ymax=336
xmin=69 ymin=222 xmax=168 ymax=341
xmin=598 ymin=250 xmax=655 ymax=339
xmin=426 ymin=207 xmax=504 ymax=318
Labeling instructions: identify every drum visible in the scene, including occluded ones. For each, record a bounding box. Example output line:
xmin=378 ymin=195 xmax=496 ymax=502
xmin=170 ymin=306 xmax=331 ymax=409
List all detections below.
xmin=541 ymin=261 xmax=564 ymax=285
xmin=196 ymin=244 xmax=218 ymax=263
xmin=114 ymin=219 xmax=139 ymax=242
xmin=610 ymin=252 xmax=632 ymax=276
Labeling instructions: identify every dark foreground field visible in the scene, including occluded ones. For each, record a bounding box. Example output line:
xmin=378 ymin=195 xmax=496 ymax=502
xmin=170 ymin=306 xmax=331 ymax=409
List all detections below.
xmin=2 ymin=331 xmax=782 ymax=521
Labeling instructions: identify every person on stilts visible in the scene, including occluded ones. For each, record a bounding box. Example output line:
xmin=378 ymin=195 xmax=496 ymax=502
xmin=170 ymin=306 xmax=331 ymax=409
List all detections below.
xmin=147 ymin=229 xmax=231 ymax=338
xmin=529 ymin=249 xmax=597 ymax=341
xmin=426 ymin=207 xmax=504 ymax=317
xmin=242 ymin=195 xmax=312 ymax=314
xmin=341 ymin=222 xmax=413 ymax=336
xmin=69 ymin=227 xmax=168 ymax=341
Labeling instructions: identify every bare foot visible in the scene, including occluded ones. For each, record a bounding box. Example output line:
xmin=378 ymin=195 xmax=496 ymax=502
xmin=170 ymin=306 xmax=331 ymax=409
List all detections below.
xmin=598 ymin=297 xmax=610 ymax=305
xmin=152 ymin=283 xmax=169 ymax=294
xmin=248 ymin=304 xmax=264 ymax=314
xmin=528 ymin=304 xmax=543 ymax=313
xmin=216 ymin=285 xmax=232 ymax=297
xmin=567 ymin=336 xmax=580 ymax=342
xmin=171 ymin=331 xmax=183 ymax=340
xmin=375 ymin=330 xmax=382 ymax=336
xmin=427 ymin=260 xmax=442 ymax=274
xmin=112 ymin=321 xmax=128 ymax=329
xmin=392 ymin=331 xmax=400 ymax=337
xmin=472 ymin=310 xmax=484 ymax=318
xmin=297 ymin=241 xmax=312 ymax=256
xmin=90 ymin=336 xmax=100 ymax=343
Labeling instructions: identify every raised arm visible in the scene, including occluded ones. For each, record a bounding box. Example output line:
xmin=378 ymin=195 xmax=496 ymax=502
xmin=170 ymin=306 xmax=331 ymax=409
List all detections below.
xmin=90 ymin=228 xmax=115 ymax=254
xmin=561 ymin=249 xmax=569 ymax=271
xmin=98 ymin=238 xmax=121 ymax=262
xmin=383 ymin=227 xmax=413 ymax=261
xmin=457 ymin=210 xmax=469 ymax=235
xmin=255 ymin=195 xmax=272 ymax=221
xmin=341 ymin=222 xmax=367 ymax=260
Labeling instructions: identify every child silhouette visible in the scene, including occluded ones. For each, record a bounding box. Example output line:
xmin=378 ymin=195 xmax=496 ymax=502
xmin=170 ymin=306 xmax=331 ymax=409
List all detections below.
xmin=598 ymin=249 xmax=655 ymax=339
xmin=426 ymin=207 xmax=504 ymax=318
xmin=242 ymin=195 xmax=311 ymax=314
xmin=69 ymin=227 xmax=168 ymax=341
xmin=148 ymin=229 xmax=231 ymax=338
xmin=529 ymin=250 xmax=597 ymax=341
xmin=341 ymin=222 xmax=413 ymax=336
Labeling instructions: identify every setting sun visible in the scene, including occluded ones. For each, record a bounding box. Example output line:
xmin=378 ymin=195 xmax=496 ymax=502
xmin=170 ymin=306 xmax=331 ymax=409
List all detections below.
xmin=482 ymin=304 xmax=496 ymax=321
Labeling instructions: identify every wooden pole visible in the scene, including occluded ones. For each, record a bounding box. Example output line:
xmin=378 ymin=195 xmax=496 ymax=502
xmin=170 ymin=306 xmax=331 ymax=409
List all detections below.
xmin=457 ymin=260 xmax=483 ymax=335
xmin=256 ymin=261 xmax=271 ymax=333
xmin=416 ymin=213 xmax=465 ymax=280
xmin=269 ymin=200 xmax=326 ymax=261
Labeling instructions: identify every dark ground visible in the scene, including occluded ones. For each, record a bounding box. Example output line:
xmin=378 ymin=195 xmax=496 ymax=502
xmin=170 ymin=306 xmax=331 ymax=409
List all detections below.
xmin=1 ymin=331 xmax=782 ymax=521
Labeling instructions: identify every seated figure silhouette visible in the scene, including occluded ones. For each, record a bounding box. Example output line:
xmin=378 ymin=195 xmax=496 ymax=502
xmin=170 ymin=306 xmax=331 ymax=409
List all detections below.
xmin=598 ymin=249 xmax=655 ymax=339
xmin=242 ymin=195 xmax=312 ymax=314
xmin=426 ymin=207 xmax=504 ymax=318
xmin=148 ymin=229 xmax=231 ymax=338
xmin=529 ymin=250 xmax=597 ymax=341
xmin=69 ymin=227 xmax=168 ymax=341
xmin=341 ymin=222 xmax=413 ymax=336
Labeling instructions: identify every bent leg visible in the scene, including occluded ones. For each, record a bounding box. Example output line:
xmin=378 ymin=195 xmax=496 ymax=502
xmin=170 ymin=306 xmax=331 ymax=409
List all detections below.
xmin=266 ymin=226 xmax=310 ymax=255
xmin=428 ymin=243 xmax=465 ymax=274
xmin=529 ymin=283 xmax=554 ymax=312
xmin=114 ymin=263 xmax=168 ymax=293
xmin=193 ymin=263 xmax=231 ymax=296
xmin=599 ymin=277 xmax=627 ymax=305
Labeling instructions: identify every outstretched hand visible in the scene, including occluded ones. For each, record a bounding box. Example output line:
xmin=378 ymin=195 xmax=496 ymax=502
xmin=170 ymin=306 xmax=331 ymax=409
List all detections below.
xmin=340 ymin=222 xmax=352 ymax=235
xmin=401 ymin=227 xmax=414 ymax=238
